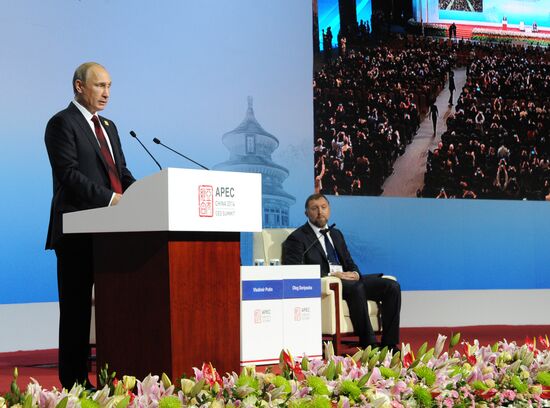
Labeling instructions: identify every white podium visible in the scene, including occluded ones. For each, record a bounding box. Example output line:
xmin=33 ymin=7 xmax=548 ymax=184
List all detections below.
xmin=240 ymin=265 xmax=322 ymax=365
xmin=64 ymin=167 xmax=262 ymax=233
xmin=64 ymin=168 xmax=262 ymax=380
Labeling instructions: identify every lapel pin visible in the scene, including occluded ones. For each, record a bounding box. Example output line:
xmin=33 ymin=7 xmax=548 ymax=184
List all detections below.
xmin=103 ymin=120 xmax=109 ymax=127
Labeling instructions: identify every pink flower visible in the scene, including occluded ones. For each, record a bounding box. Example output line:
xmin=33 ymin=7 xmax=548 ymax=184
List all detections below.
xmin=443 ymin=397 xmax=454 ymax=407
xmin=196 ymin=363 xmax=222 ymax=387
xmin=501 ymin=389 xmax=516 ymax=401
xmin=391 ymin=380 xmax=408 ymax=396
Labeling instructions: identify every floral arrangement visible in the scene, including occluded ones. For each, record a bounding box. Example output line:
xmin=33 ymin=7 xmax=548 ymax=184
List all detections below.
xmin=471 ymin=28 xmax=550 ymax=46
xmin=2 ymin=334 xmax=550 ymax=407
xmin=406 ymin=20 xmax=449 ymax=38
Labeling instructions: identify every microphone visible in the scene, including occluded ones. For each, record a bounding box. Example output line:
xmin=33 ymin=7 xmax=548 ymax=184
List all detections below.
xmin=301 ymin=223 xmax=336 ymax=264
xmin=153 ymin=138 xmax=209 ymax=170
xmin=129 ymin=131 xmax=162 ymax=170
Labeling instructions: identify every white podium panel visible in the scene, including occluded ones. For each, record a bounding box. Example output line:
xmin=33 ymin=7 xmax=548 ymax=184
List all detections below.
xmin=282 ymin=268 xmax=323 ymax=359
xmin=240 ymin=267 xmax=284 ymax=365
xmin=240 ymin=265 xmax=321 ymax=366
xmin=64 ymin=168 xmax=262 ymax=233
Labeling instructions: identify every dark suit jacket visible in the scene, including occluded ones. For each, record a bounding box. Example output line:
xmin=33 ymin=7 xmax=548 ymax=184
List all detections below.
xmin=45 ymin=102 xmax=135 ymax=249
xmin=282 ymin=222 xmax=359 ymax=277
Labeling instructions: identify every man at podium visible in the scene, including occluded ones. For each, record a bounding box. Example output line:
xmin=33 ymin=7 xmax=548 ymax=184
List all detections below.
xmin=44 ymin=62 xmax=135 ymax=389
xmin=282 ymin=193 xmax=401 ymax=351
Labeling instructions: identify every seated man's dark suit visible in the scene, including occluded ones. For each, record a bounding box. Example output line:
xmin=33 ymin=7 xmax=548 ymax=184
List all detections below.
xmin=45 ymin=101 xmax=135 ymax=388
xmin=282 ymin=222 xmax=401 ymax=347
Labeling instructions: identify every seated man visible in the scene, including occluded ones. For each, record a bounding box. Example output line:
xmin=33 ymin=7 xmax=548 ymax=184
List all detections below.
xmin=282 ymin=193 xmax=401 ymax=350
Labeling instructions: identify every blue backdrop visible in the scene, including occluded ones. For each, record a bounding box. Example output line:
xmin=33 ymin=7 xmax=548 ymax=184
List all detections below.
xmin=1 ymin=1 xmax=548 ymax=306
xmin=0 ymin=0 xmax=312 ymax=304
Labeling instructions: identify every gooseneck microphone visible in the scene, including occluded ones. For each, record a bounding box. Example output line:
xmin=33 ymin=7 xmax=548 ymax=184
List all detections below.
xmin=129 ymin=131 xmax=162 ymax=170
xmin=152 ymin=138 xmax=209 ymax=170
xmin=301 ymin=223 xmax=336 ymax=264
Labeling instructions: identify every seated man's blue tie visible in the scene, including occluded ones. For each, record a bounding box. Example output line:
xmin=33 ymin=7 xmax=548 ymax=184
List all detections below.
xmin=322 ymin=229 xmax=339 ymax=264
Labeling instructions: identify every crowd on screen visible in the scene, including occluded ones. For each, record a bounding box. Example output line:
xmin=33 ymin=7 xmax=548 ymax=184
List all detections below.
xmin=423 ymin=45 xmax=550 ymax=200
xmin=314 ymin=38 xmax=452 ymax=195
xmin=439 ymin=0 xmax=482 ymax=12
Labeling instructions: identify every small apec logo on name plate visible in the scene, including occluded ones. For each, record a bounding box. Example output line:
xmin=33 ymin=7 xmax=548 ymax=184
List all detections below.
xmin=294 ymin=307 xmax=310 ymax=321
xmin=198 ymin=185 xmax=237 ymax=218
xmin=254 ymin=309 xmax=272 ymax=324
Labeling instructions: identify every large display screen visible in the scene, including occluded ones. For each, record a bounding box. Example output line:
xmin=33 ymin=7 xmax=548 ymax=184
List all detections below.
xmin=439 ymin=0 xmax=550 ymax=26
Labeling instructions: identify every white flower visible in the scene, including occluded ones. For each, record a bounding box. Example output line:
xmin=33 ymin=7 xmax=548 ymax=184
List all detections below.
xmin=371 ymin=391 xmax=391 ymax=408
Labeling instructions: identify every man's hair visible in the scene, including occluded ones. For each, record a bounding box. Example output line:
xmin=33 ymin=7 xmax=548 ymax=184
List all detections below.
xmin=72 ymin=62 xmax=104 ymax=94
xmin=304 ymin=193 xmax=329 ymax=209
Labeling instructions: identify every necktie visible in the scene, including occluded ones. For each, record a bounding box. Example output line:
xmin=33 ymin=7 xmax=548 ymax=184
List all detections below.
xmin=321 ymin=229 xmax=340 ymax=264
xmin=91 ymin=115 xmax=122 ymax=194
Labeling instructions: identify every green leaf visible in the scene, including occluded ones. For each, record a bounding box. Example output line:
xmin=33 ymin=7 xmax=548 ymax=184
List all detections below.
xmin=377 ymin=346 xmax=389 ymax=363
xmin=511 ymin=375 xmax=528 ymax=393
xmin=390 ymin=350 xmax=401 ymax=367
xmin=55 ymin=396 xmax=69 ymax=408
xmin=421 ymin=348 xmax=435 ymax=363
xmin=357 ymin=372 xmax=371 ymax=388
xmin=301 ymin=356 xmax=309 ymax=371
xmin=116 ymin=395 xmax=131 ymax=408
xmin=335 ymin=360 xmax=344 ymax=376
xmin=537 ymin=371 xmax=550 ymax=387
xmin=351 ymin=349 xmax=363 ymax=363
xmin=324 ymin=361 xmax=336 ymax=381
xmin=417 ymin=342 xmax=428 ymax=358
xmin=471 ymin=380 xmax=488 ymax=391
xmin=368 ymin=354 xmax=379 ymax=370
xmin=409 ymin=358 xmax=421 ymax=369
xmin=449 ymin=332 xmax=461 ymax=348
xmin=23 ymin=394 xmax=33 ymax=408
xmin=379 ymin=366 xmax=399 ymax=379
xmin=190 ymin=379 xmax=205 ymax=397
xmin=158 ymin=395 xmax=183 ymax=408
xmin=360 ymin=347 xmax=371 ymax=364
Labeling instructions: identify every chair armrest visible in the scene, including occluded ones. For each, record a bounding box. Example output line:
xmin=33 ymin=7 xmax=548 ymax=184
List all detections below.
xmin=321 ymin=276 xmax=341 ymax=295
xmin=320 ymin=276 xmax=344 ymax=336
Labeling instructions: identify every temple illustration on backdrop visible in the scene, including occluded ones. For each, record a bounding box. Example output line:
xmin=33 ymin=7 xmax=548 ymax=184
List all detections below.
xmin=213 ymin=97 xmax=295 ymax=227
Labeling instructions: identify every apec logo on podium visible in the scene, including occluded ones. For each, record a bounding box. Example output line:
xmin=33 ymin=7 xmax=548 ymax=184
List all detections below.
xmin=198 ymin=185 xmax=237 ymax=218
xmin=198 ymin=185 xmax=214 ymax=217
